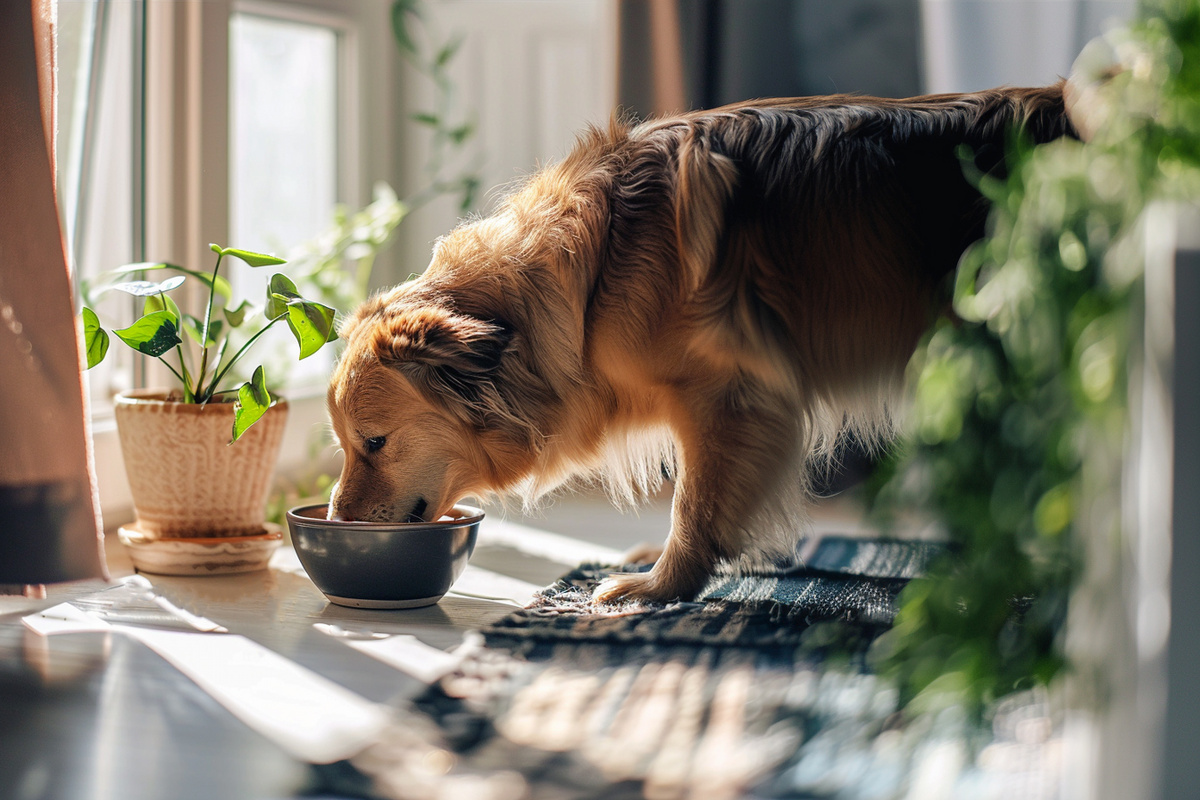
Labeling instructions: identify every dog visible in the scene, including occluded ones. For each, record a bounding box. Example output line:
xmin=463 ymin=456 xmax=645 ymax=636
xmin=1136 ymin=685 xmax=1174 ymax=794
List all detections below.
xmin=326 ymin=84 xmax=1075 ymax=605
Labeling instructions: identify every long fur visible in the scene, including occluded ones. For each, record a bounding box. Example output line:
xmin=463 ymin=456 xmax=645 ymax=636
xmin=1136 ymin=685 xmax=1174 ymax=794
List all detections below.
xmin=327 ymin=84 xmax=1075 ymax=603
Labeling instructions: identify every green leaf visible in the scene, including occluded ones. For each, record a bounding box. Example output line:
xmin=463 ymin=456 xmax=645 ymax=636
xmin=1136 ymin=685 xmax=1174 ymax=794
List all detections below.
xmin=93 ymin=263 xmax=232 ymax=303
xmin=285 ymin=300 xmax=337 ymax=359
xmin=113 ymin=311 xmax=182 ymax=357
xmin=143 ymin=293 xmax=183 ymax=322
xmin=391 ymin=0 xmax=421 ymax=54
xmin=223 ymin=299 xmax=253 ymax=328
xmin=411 ymin=111 xmax=440 ymax=127
xmin=183 ymin=314 xmax=223 ymax=348
xmin=219 ymin=247 xmax=287 ymax=268
xmin=231 ymin=365 xmax=271 ymax=443
xmin=448 ymin=122 xmax=474 ymax=145
xmin=109 ymin=275 xmax=186 ymax=297
xmin=459 ymin=175 xmax=481 ymax=212
xmin=81 ymin=307 xmax=109 ymax=369
xmin=266 ymin=274 xmax=300 ymax=319
xmin=435 ymin=35 xmax=464 ymax=67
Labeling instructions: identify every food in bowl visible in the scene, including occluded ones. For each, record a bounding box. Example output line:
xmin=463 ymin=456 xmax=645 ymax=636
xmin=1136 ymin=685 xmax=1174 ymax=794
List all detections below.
xmin=285 ymin=504 xmax=482 ymax=609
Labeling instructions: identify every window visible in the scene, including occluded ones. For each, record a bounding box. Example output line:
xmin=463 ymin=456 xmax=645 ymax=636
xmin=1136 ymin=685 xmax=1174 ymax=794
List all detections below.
xmin=58 ymin=0 xmax=143 ymax=406
xmin=59 ymin=0 xmax=398 ymax=523
xmin=229 ymin=7 xmax=347 ymax=391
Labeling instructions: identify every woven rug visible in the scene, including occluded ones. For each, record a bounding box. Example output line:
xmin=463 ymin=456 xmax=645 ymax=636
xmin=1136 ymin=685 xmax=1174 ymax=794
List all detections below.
xmin=311 ymin=536 xmax=1064 ymax=800
xmin=481 ymin=536 xmax=947 ymax=655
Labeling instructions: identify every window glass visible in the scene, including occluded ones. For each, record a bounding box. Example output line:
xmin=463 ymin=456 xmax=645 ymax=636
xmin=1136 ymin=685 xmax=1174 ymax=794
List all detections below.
xmin=58 ymin=0 xmax=141 ymax=410
xmin=229 ymin=12 xmax=340 ymax=390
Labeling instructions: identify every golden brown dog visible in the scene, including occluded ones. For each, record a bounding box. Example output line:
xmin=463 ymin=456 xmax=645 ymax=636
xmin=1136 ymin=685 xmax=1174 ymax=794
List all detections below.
xmin=327 ymin=84 xmax=1074 ymax=604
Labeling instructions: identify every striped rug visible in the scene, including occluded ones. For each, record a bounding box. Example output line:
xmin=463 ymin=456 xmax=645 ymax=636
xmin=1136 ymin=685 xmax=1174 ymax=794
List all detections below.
xmin=481 ymin=536 xmax=947 ymax=654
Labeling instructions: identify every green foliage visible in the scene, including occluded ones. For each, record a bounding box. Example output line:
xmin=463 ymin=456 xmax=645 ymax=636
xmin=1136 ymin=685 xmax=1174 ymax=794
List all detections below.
xmin=233 ymin=365 xmax=271 ymax=442
xmin=112 ymin=311 xmax=182 ymax=357
xmin=388 ymin=0 xmax=483 ymax=214
xmin=865 ymin=0 xmax=1200 ymax=710
xmin=81 ymin=244 xmax=337 ymax=443
xmin=80 ymin=307 xmax=108 ymax=368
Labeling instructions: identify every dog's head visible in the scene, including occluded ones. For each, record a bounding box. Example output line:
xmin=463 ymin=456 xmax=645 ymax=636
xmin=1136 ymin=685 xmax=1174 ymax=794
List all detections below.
xmin=326 ymin=289 xmax=531 ymax=523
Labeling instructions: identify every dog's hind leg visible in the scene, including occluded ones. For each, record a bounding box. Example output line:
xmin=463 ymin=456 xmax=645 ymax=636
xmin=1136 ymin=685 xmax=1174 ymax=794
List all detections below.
xmin=594 ymin=390 xmax=799 ymax=605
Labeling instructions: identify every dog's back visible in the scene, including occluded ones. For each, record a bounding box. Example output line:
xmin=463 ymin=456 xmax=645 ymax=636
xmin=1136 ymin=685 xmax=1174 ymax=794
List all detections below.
xmin=583 ymin=85 xmax=1075 ymax=457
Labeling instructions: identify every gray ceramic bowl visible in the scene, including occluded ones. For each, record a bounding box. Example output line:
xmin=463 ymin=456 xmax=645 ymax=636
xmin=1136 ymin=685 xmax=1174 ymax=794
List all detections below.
xmin=286 ymin=504 xmax=483 ymax=609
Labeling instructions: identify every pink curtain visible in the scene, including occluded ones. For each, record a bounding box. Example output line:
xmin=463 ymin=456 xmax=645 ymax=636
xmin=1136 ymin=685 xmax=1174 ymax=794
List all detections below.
xmin=0 ymin=0 xmax=107 ymax=588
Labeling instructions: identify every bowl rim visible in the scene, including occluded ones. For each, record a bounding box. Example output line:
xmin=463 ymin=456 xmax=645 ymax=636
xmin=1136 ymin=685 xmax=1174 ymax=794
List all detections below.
xmin=285 ymin=502 xmax=484 ymax=530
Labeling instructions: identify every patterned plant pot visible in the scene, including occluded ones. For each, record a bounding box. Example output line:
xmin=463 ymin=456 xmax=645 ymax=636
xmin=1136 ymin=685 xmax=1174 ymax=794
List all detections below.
xmin=113 ymin=389 xmax=288 ymax=574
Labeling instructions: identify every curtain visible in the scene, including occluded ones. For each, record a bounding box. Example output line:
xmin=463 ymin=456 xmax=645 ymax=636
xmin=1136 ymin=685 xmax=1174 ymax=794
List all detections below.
xmin=0 ymin=0 xmax=107 ymax=588
xmin=617 ymin=0 xmax=922 ymax=118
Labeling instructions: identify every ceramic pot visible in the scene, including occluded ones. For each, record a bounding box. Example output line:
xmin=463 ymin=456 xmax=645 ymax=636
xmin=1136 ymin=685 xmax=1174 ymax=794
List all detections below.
xmin=113 ymin=390 xmax=288 ymax=574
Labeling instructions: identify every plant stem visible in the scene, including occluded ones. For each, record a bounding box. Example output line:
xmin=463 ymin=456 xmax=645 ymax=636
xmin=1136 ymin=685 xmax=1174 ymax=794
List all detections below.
xmin=205 ymin=315 xmax=285 ymax=398
xmin=157 ymin=356 xmax=188 ymax=389
xmin=200 ymin=335 xmax=232 ymax=401
xmin=196 ymin=251 xmax=223 ymax=402
xmin=355 ymin=253 xmax=376 ymax=301
xmin=176 ymin=345 xmax=195 ymax=403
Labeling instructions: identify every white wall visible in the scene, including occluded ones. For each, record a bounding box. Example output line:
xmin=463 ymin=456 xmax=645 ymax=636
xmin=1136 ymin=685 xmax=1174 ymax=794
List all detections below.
xmin=920 ymin=0 xmax=1137 ymax=93
xmin=391 ymin=0 xmax=619 ymax=285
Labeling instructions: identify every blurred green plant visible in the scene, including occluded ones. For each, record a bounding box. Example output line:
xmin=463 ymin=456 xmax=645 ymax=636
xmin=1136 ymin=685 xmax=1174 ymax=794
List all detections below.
xmin=391 ymin=0 xmax=483 ymax=212
xmin=866 ymin=0 xmax=1200 ymax=711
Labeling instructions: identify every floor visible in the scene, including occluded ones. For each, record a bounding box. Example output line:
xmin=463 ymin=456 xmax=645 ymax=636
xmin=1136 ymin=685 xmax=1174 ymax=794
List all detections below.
xmin=0 ymin=489 xmax=872 ymax=800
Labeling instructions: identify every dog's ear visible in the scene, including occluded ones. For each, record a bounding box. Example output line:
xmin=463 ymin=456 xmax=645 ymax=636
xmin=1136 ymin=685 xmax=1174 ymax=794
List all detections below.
xmin=372 ymin=305 xmax=512 ymax=375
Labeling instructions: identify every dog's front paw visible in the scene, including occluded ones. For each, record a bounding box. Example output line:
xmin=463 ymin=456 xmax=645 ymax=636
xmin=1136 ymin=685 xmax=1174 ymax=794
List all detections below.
xmin=593 ymin=571 xmax=678 ymax=605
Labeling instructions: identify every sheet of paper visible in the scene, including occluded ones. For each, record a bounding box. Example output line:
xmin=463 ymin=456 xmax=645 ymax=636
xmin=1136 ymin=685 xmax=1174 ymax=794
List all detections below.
xmin=22 ymin=601 xmax=111 ymax=635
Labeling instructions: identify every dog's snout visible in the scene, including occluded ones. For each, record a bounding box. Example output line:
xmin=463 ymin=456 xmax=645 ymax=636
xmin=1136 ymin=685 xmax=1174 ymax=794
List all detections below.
xmin=325 ymin=481 xmax=344 ymax=521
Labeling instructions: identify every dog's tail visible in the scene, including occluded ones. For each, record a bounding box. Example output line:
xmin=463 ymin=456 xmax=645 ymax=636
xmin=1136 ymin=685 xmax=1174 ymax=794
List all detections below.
xmin=955 ymin=80 xmax=1077 ymax=151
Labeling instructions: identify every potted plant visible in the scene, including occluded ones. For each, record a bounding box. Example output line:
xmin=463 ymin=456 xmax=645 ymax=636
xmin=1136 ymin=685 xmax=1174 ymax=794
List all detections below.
xmin=82 ymin=243 xmax=337 ymax=575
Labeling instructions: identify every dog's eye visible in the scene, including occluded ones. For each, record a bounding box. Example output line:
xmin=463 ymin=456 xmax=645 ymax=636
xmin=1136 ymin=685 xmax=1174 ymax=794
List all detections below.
xmin=365 ymin=436 xmax=386 ymax=453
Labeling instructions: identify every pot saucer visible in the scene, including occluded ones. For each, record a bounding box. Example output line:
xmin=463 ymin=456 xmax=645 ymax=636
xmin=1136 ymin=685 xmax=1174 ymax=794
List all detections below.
xmin=118 ymin=524 xmax=283 ymax=576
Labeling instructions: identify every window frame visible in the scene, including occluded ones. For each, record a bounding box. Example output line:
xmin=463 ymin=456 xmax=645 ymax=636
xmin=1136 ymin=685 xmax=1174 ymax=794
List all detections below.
xmin=82 ymin=0 xmax=399 ymax=526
